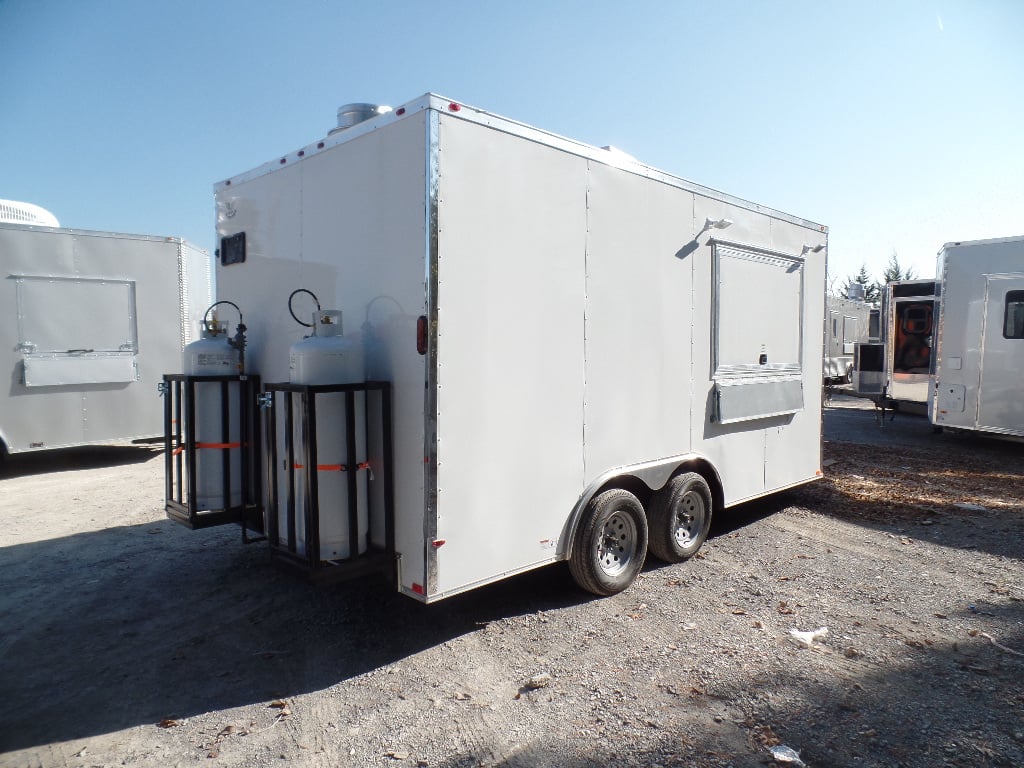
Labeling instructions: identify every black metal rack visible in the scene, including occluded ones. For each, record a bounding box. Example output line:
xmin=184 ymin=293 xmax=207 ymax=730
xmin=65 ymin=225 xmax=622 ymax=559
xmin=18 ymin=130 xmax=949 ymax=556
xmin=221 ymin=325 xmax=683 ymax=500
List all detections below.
xmin=264 ymin=381 xmax=395 ymax=584
xmin=162 ymin=373 xmax=263 ymax=536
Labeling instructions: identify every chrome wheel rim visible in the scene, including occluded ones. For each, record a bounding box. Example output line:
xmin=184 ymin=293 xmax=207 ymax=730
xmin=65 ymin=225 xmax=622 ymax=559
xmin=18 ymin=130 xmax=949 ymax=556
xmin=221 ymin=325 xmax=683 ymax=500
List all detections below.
xmin=597 ymin=511 xmax=638 ymax=577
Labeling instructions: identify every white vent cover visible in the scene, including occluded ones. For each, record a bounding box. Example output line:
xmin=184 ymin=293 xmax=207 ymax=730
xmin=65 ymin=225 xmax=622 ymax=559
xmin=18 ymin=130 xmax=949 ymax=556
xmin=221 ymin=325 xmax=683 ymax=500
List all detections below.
xmin=0 ymin=199 xmax=60 ymax=227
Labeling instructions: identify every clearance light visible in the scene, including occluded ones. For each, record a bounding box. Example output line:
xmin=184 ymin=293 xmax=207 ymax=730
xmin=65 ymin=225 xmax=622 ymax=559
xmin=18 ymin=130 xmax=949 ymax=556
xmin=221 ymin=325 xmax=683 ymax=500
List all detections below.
xmin=448 ymin=102 xmax=461 ymax=112
xmin=417 ymin=315 xmax=428 ymax=355
xmin=411 ymin=583 xmax=425 ymax=595
xmin=396 ymin=107 xmax=406 ymax=116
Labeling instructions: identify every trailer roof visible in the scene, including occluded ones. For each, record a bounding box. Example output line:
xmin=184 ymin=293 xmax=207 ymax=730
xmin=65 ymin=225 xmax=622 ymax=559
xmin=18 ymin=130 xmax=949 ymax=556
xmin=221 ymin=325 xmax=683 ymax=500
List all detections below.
xmin=940 ymin=234 xmax=1024 ymax=251
xmin=0 ymin=221 xmax=199 ymax=247
xmin=216 ymin=93 xmax=827 ymax=234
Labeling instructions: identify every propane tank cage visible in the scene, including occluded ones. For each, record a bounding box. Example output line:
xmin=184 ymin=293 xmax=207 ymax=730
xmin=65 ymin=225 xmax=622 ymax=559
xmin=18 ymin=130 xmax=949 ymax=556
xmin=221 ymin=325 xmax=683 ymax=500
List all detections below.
xmin=162 ymin=373 xmax=264 ymax=536
xmin=264 ymin=380 xmax=395 ymax=585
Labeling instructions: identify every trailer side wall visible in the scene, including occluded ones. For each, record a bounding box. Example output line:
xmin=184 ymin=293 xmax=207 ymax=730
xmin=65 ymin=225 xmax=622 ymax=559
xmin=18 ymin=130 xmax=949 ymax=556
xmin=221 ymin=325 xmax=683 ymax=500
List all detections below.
xmin=0 ymin=227 xmax=210 ymax=454
xmin=932 ymin=237 xmax=1024 ymax=436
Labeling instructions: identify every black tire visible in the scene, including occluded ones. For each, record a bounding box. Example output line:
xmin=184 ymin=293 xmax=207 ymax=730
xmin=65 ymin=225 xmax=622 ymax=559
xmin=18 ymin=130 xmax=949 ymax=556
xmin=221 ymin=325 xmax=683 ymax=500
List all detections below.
xmin=569 ymin=488 xmax=648 ymax=596
xmin=844 ymin=367 xmax=854 ymax=385
xmin=646 ymin=472 xmax=713 ymax=563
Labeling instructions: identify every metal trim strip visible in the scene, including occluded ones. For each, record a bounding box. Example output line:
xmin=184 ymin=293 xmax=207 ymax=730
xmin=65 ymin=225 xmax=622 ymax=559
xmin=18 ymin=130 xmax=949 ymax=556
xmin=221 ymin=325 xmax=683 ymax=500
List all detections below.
xmin=423 ymin=108 xmax=441 ymax=596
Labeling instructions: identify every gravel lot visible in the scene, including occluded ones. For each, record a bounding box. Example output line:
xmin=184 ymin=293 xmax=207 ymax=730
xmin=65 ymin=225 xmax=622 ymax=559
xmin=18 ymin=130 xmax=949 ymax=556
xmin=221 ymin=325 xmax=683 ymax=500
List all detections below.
xmin=1 ymin=394 xmax=1022 ymax=768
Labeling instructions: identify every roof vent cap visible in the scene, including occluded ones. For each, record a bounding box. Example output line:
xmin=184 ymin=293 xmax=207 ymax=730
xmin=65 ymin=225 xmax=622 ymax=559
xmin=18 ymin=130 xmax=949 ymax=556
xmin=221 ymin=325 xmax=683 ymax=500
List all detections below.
xmin=329 ymin=103 xmax=392 ymax=135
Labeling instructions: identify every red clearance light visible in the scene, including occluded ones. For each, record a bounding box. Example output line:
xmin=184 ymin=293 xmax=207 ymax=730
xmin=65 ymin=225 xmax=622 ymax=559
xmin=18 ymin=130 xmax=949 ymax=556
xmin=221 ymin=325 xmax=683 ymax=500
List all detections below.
xmin=432 ymin=539 xmax=446 ymax=548
xmin=448 ymin=102 xmax=461 ymax=112
xmin=416 ymin=315 xmax=428 ymax=355
xmin=225 ymin=180 xmax=232 ymax=186
xmin=317 ymin=142 xmax=325 ymax=149
xmin=298 ymin=150 xmax=305 ymax=157
xmin=279 ymin=158 xmax=286 ymax=165
xmin=396 ymin=107 xmax=406 ymax=116
xmin=411 ymin=583 xmax=425 ymax=595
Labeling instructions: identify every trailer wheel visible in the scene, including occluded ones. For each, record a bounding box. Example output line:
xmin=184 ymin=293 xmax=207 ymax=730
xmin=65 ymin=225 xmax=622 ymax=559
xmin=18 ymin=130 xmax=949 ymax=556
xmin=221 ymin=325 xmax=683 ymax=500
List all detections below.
xmin=646 ymin=472 xmax=713 ymax=563
xmin=569 ymin=488 xmax=648 ymax=596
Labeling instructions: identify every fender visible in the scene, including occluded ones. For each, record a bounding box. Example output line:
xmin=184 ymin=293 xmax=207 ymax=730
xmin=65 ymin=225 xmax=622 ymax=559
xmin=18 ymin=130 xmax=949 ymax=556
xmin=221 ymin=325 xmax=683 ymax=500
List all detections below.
xmin=559 ymin=452 xmax=724 ymax=561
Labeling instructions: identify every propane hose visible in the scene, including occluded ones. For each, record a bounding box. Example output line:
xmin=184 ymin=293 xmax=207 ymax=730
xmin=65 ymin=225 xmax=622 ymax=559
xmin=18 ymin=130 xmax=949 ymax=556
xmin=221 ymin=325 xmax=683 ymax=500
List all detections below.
xmin=288 ymin=288 xmax=321 ymax=328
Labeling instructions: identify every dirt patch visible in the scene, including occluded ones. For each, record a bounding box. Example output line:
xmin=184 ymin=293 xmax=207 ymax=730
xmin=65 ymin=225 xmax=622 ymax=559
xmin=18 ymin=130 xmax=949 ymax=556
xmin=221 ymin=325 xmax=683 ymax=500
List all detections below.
xmin=1 ymin=406 xmax=1022 ymax=768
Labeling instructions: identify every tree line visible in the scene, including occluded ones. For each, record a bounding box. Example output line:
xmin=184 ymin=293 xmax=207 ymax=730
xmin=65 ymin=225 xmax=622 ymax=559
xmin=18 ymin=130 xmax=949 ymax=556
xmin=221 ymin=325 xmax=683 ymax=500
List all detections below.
xmin=836 ymin=251 xmax=917 ymax=303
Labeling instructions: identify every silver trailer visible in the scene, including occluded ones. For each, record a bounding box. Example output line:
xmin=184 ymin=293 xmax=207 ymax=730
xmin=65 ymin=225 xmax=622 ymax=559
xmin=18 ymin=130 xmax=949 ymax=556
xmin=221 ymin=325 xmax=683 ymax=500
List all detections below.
xmin=825 ymin=292 xmax=872 ymax=383
xmin=930 ymin=236 xmax=1024 ymax=438
xmin=0 ymin=223 xmax=211 ymax=459
xmin=180 ymin=93 xmax=827 ymax=602
xmin=853 ymin=278 xmax=938 ymax=409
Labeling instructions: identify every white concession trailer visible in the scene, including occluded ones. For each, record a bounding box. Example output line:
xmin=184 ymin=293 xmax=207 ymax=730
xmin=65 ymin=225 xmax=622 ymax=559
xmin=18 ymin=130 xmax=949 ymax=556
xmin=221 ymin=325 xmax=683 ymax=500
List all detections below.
xmin=0 ymin=221 xmax=211 ymax=459
xmin=825 ymin=292 xmax=872 ymax=383
xmin=167 ymin=94 xmax=827 ymax=602
xmin=930 ymin=236 xmax=1024 ymax=439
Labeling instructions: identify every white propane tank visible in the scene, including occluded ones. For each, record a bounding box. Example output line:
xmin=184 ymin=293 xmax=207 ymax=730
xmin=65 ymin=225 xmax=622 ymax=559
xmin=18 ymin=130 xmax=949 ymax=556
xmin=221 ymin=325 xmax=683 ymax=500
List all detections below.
xmin=284 ymin=309 xmax=368 ymax=560
xmin=183 ymin=316 xmax=243 ymax=510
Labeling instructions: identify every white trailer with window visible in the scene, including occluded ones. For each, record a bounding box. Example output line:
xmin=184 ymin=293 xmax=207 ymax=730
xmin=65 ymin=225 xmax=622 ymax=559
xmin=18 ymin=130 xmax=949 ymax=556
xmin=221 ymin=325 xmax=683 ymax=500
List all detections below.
xmin=192 ymin=93 xmax=826 ymax=602
xmin=0 ymin=220 xmax=211 ymax=460
xmin=930 ymin=236 xmax=1024 ymax=439
xmin=825 ymin=292 xmax=872 ymax=383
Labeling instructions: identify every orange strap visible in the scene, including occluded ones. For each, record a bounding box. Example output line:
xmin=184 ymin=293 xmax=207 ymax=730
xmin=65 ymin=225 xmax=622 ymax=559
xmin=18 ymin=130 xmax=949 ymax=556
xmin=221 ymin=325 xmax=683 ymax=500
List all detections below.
xmin=293 ymin=461 xmax=371 ymax=472
xmin=171 ymin=441 xmax=242 ymax=456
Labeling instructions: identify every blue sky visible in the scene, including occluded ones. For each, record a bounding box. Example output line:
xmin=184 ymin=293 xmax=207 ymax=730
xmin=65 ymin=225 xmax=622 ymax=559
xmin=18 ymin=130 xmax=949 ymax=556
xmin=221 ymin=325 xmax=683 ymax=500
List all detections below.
xmin=2 ymin=0 xmax=1021 ymax=288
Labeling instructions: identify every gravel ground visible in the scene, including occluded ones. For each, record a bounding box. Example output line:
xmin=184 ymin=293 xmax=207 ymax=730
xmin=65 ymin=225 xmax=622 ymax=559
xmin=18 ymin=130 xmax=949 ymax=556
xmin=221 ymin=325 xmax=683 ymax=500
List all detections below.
xmin=1 ymin=394 xmax=1022 ymax=768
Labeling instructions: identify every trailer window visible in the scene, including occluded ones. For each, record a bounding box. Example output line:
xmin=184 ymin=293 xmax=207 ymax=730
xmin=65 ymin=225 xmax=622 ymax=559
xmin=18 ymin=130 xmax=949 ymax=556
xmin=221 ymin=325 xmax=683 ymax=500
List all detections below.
xmin=15 ymin=275 xmax=138 ymax=354
xmin=711 ymin=243 xmax=805 ymax=424
xmin=843 ymin=316 xmax=858 ymax=344
xmin=713 ymin=243 xmax=804 ymax=373
xmin=1005 ymin=290 xmax=1024 ymax=339
xmin=14 ymin=275 xmax=140 ymax=386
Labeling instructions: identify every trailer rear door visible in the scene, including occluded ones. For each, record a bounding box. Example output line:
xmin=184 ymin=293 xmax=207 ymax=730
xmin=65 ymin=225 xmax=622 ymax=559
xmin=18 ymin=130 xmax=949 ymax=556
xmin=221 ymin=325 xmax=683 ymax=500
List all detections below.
xmin=977 ymin=276 xmax=1024 ymax=433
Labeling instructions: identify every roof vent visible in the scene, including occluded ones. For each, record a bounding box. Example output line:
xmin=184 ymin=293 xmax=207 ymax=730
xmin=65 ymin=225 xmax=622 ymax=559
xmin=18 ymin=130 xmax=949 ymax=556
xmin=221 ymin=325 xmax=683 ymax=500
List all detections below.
xmin=0 ymin=199 xmax=60 ymax=227
xmin=847 ymin=283 xmax=866 ymax=301
xmin=329 ymin=103 xmax=392 ymax=135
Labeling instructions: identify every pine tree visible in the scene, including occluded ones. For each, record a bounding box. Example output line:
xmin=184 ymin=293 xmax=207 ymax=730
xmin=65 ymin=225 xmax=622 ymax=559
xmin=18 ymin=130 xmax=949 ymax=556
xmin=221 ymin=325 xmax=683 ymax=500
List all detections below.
xmin=842 ymin=263 xmax=880 ymax=303
xmin=882 ymin=250 xmax=917 ymax=283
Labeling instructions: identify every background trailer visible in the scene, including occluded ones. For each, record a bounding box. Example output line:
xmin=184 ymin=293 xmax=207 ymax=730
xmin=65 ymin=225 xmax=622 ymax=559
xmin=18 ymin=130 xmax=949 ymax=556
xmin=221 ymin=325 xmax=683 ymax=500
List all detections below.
xmin=931 ymin=235 xmax=1024 ymax=439
xmin=825 ymin=291 xmax=873 ymax=384
xmin=0 ymin=222 xmax=211 ymax=458
xmin=853 ymin=278 xmax=938 ymax=410
xmin=194 ymin=94 xmax=827 ymax=602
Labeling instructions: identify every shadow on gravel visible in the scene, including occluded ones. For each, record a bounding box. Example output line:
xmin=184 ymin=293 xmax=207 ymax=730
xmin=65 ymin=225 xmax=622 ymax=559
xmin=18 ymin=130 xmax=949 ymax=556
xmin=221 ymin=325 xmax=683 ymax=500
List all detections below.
xmin=798 ymin=401 xmax=1024 ymax=562
xmin=696 ymin=628 xmax=1024 ymax=768
xmin=429 ymin=609 xmax=1024 ymax=768
xmin=824 ymin=397 xmax=1024 ymax=461
xmin=0 ymin=519 xmax=587 ymax=752
xmin=0 ymin=444 xmax=161 ymax=479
